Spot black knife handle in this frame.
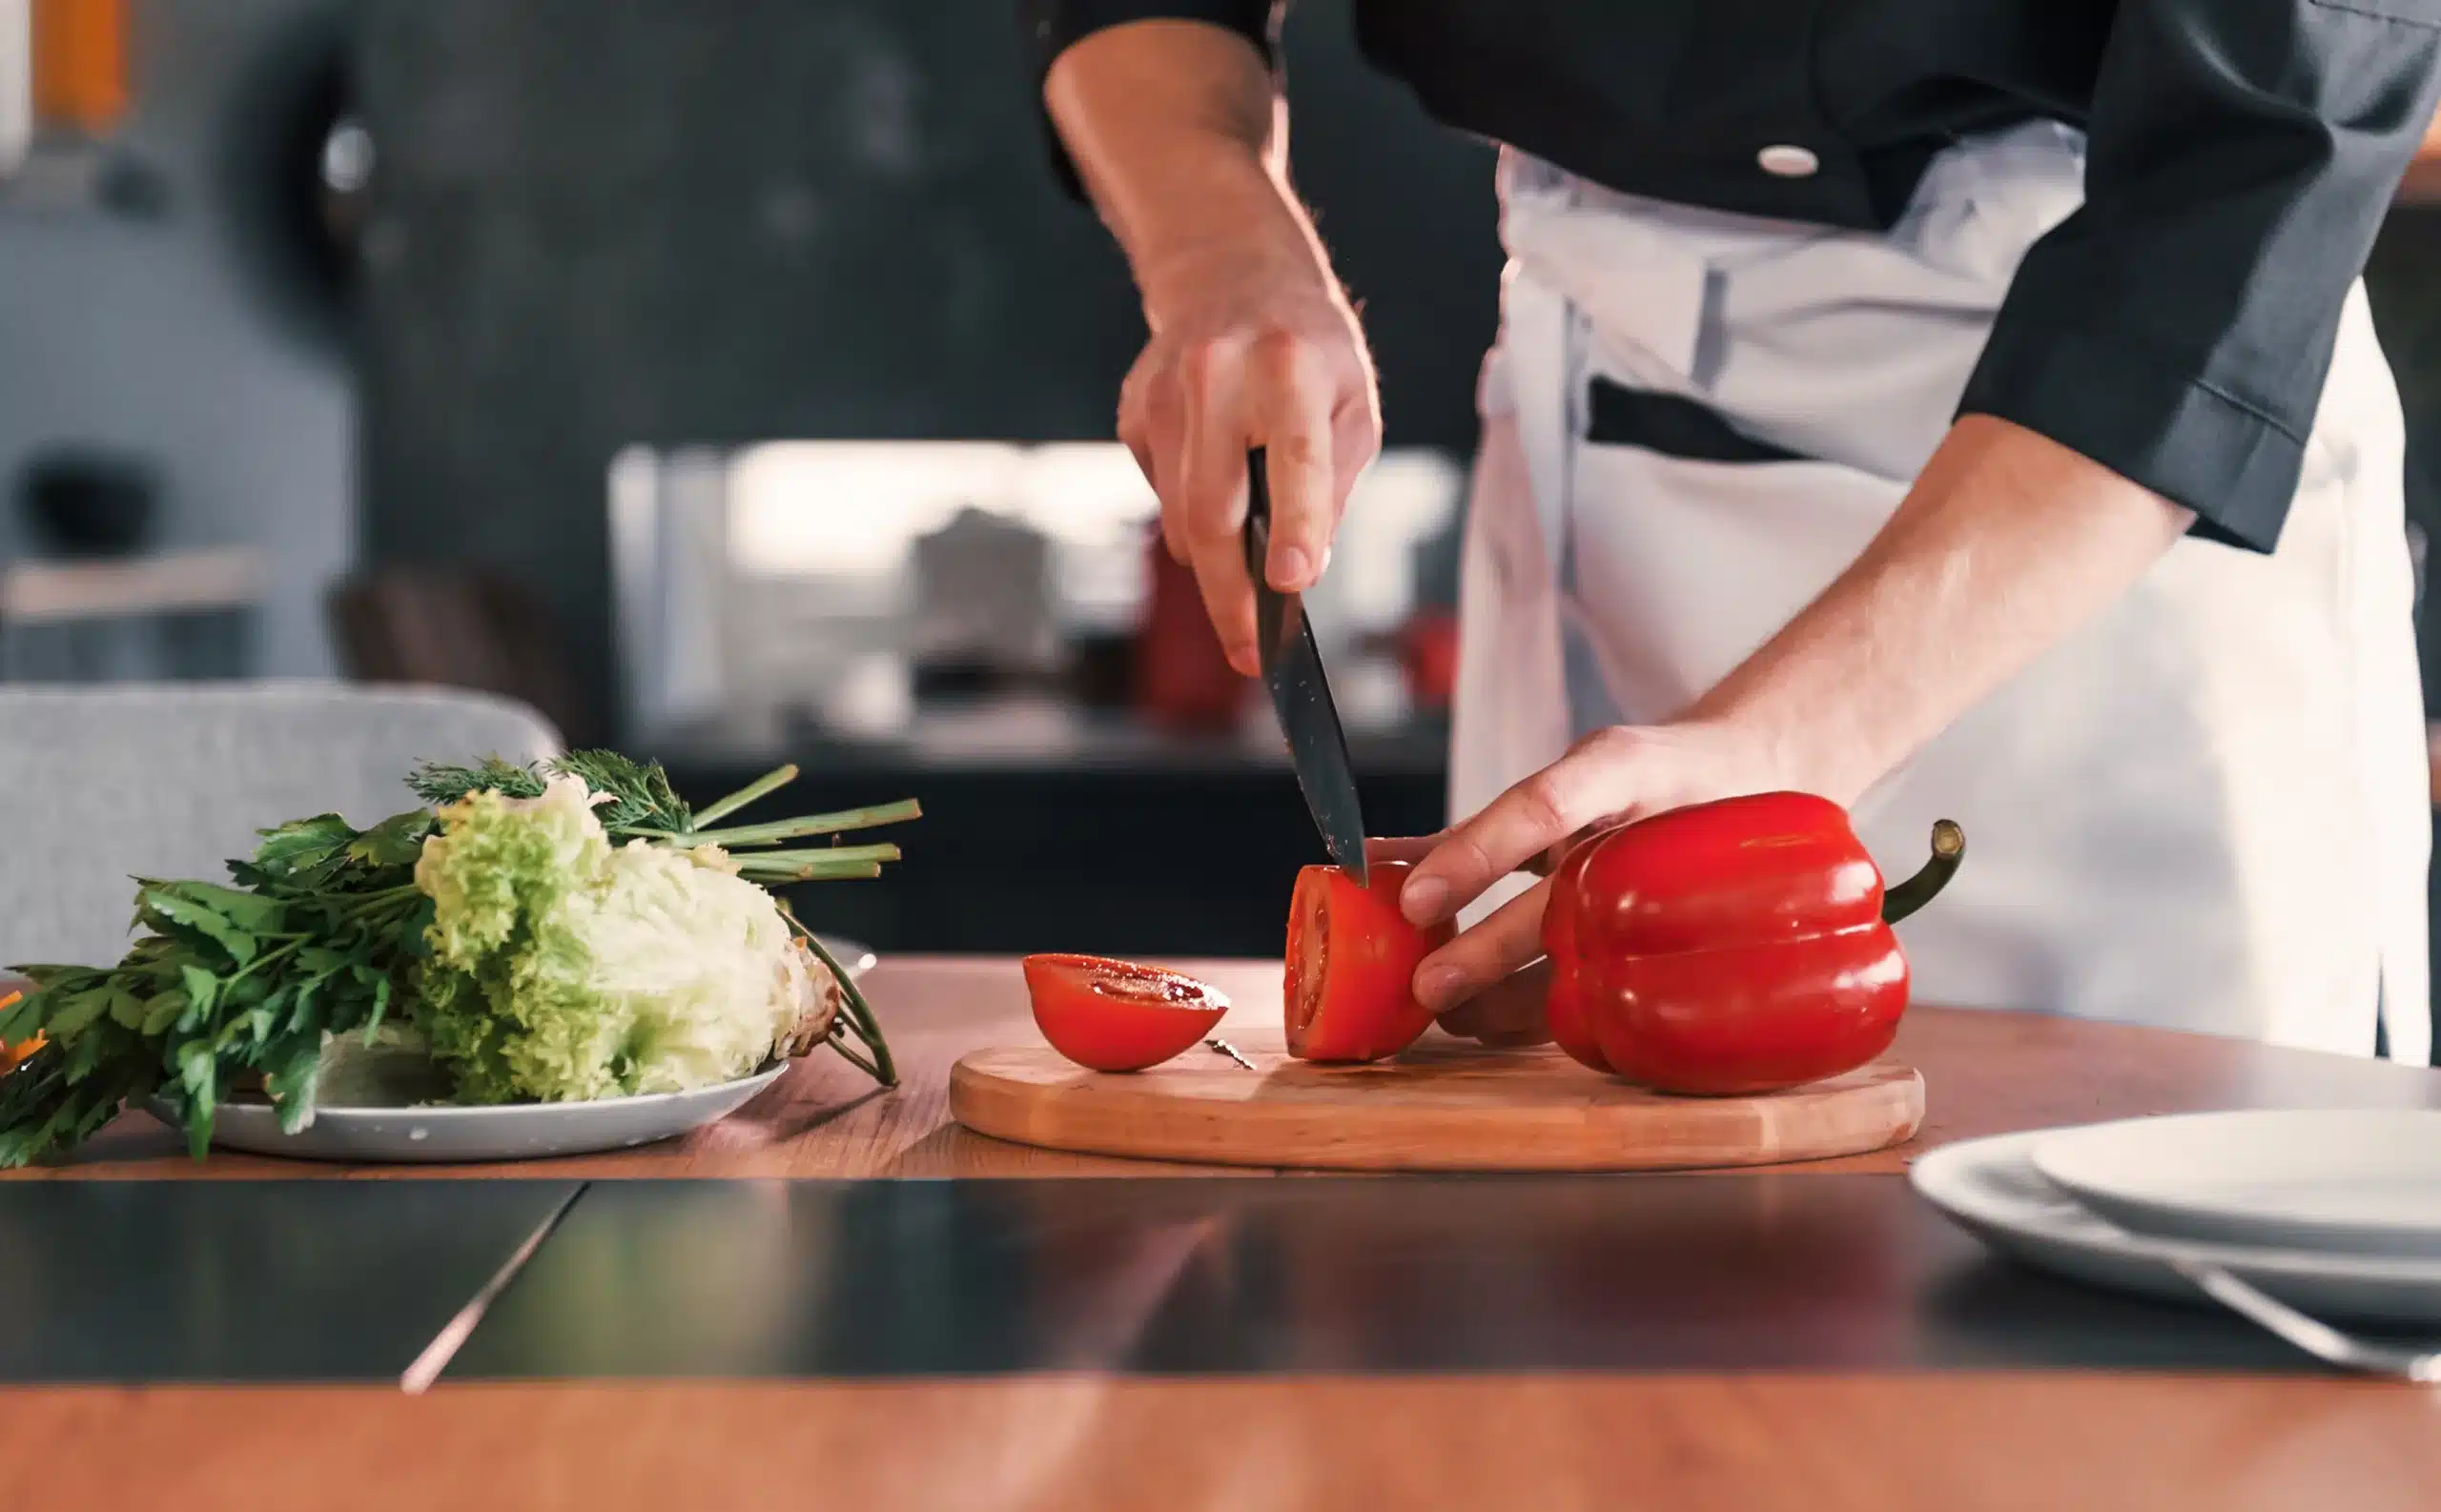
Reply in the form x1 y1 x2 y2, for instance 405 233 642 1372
1242 448 1290 659
1242 447 1271 580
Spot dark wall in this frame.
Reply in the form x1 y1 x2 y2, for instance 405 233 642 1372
353 0 1501 735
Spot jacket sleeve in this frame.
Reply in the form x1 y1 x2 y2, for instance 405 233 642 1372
1020 1 1284 199
1957 0 2441 550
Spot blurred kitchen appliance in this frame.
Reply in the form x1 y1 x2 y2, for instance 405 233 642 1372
604 439 1463 747
910 505 1058 694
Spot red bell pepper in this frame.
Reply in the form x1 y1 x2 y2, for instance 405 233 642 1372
1542 791 1963 1095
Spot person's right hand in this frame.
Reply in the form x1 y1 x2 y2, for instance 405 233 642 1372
1120 236 1381 675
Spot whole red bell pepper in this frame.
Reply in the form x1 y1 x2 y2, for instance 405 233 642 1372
1542 791 1963 1095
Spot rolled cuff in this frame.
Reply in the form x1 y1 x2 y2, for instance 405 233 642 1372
1957 319 2305 554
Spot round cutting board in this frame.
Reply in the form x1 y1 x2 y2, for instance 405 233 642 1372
949 1031 1923 1172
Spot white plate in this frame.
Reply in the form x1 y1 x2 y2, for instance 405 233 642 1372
1911 1129 2441 1325
151 1064 789 1164
2031 1110 2441 1258
147 932 875 1164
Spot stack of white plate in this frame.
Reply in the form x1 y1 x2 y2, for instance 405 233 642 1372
1912 1110 2441 1324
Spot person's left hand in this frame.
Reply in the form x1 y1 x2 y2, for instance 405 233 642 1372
1377 719 1800 1044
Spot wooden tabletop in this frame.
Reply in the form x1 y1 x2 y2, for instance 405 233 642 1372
9 1374 2436 1512
7 956 2441 1512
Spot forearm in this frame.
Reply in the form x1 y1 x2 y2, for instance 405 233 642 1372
1043 20 1333 317
1688 415 2196 804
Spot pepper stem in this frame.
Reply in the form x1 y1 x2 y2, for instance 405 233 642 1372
1882 819 1965 925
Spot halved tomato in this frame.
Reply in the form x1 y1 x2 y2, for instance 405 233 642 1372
1284 862 1453 1063
1023 953 1231 1073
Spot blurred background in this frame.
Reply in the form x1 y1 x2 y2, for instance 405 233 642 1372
4 0 2439 987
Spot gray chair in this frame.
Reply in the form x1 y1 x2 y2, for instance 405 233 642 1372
0 682 561 969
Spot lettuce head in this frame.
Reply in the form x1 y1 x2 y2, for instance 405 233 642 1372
412 774 828 1102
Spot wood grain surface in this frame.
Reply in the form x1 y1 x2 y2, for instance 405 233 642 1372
13 956 2440 1180
6 1374 2436 1512
950 1033 1924 1171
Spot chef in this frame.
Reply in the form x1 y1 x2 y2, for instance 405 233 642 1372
1026 2 2441 1061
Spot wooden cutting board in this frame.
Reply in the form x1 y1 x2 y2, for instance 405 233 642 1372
949 1030 1923 1173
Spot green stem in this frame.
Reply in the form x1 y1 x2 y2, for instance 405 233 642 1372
224 936 306 989
731 844 901 868
827 952 891 1069
688 765 799 830
785 906 896 1088
674 799 921 850
1882 820 1966 926
739 862 883 883
824 1030 882 1083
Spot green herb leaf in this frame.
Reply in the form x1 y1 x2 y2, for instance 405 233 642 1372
45 988 110 1039
407 756 547 807
348 810 437 869
178 964 220 1023
0 990 45 1044
105 986 146 1031
64 1024 114 1083
138 991 184 1036
252 813 359 873
140 885 258 967
547 750 691 835
165 881 285 935
264 1036 322 1134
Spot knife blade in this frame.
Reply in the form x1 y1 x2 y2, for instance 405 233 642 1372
1243 447 1369 884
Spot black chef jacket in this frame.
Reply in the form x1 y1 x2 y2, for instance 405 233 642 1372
1025 1 2441 554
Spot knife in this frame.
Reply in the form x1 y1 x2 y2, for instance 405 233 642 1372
1243 447 1369 884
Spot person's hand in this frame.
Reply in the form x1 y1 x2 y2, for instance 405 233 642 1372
1377 719 1798 1043
1121 237 1380 675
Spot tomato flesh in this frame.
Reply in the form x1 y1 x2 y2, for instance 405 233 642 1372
1023 953 1230 1073
1283 862 1451 1063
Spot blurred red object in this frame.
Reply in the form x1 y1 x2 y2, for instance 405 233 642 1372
32 0 127 133
1401 610 1460 711
1134 533 1247 733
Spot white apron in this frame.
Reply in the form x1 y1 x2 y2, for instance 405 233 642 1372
1449 121 2431 1061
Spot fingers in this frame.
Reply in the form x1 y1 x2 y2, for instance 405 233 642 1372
1253 334 1337 594
1124 307 1377 675
1434 957 1552 1048
1118 357 1183 564
1177 340 1262 674
1402 729 1641 928
1364 833 1446 867
1413 875 1550 1016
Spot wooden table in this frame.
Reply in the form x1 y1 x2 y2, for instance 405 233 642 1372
6 957 2441 1512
